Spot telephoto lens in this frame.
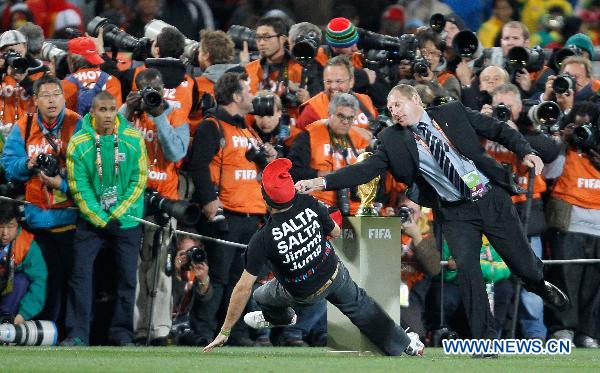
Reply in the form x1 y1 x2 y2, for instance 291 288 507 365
186 246 207 264
0 320 58 346
251 95 275 117
552 73 577 94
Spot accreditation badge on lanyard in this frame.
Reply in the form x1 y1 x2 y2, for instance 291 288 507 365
96 132 120 212
461 163 486 199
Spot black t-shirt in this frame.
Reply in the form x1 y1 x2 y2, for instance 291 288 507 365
244 194 337 298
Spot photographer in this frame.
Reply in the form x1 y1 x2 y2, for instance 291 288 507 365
296 55 377 138
188 72 270 346
1 74 80 332
0 30 49 136
542 56 600 114
544 102 600 347
483 83 560 340
61 36 122 116
62 92 147 346
252 91 301 158
399 30 460 101
122 68 189 345
289 93 369 216
462 65 509 111
245 17 306 118
0 200 47 326
288 22 325 97
171 237 213 346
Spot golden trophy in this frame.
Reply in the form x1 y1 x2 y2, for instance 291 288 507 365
355 152 380 216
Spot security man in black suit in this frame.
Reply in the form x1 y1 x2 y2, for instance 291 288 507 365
296 84 569 341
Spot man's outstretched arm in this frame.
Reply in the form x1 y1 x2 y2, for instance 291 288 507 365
203 270 257 352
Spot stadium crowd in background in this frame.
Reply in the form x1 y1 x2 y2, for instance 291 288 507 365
0 0 599 350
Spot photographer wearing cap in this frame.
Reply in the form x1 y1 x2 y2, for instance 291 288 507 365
61 36 122 116
289 93 369 216
0 200 47 326
245 16 306 118
124 68 189 345
543 102 600 347
0 30 49 137
188 72 271 346
1 74 81 332
62 92 147 346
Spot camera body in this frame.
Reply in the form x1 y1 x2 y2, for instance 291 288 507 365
553 72 577 95
292 32 320 63
245 143 270 170
140 86 163 109
227 25 257 51
35 153 60 177
145 189 201 226
3 51 28 74
369 114 394 137
571 122 600 154
87 16 152 60
412 56 430 77
397 206 412 224
492 104 512 122
505 46 545 78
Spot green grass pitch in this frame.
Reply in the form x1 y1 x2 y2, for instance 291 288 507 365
1 346 599 372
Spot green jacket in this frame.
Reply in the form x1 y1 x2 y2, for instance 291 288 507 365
67 113 148 228
15 233 48 320
441 240 511 284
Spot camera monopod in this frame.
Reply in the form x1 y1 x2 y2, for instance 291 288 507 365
508 167 535 339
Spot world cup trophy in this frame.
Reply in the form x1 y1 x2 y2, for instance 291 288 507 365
355 152 380 216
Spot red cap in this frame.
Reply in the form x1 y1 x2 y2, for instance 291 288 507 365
382 5 405 22
67 37 104 65
262 158 296 207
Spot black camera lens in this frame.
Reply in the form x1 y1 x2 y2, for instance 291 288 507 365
413 58 430 76
492 104 512 122
430 13 446 33
35 153 60 177
87 16 151 59
452 30 479 58
528 101 561 126
227 25 257 51
145 189 201 226
251 95 275 117
141 87 163 108
245 144 269 170
186 246 207 264
553 73 576 94
4 51 28 74
397 206 412 224
292 33 320 63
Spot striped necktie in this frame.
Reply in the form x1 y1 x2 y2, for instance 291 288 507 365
417 122 471 199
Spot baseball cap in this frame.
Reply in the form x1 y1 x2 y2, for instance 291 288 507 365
0 30 27 49
67 37 104 65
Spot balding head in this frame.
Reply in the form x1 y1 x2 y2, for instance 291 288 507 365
479 66 509 93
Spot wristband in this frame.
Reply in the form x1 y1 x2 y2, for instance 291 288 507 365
198 276 210 287
219 328 231 337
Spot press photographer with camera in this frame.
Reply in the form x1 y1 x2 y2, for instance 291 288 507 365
61 36 122 116
462 65 509 111
288 22 325 98
296 55 377 138
245 17 306 119
289 93 369 216
188 72 270 346
1 74 81 333
0 30 49 137
120 67 190 345
542 101 600 347
541 56 600 114
399 29 461 101
62 91 147 346
0 200 47 327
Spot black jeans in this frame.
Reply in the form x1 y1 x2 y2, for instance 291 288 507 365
437 185 544 339
253 261 412 356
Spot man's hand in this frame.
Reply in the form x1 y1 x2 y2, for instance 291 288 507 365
414 68 434 83
295 177 325 193
296 87 310 104
522 153 544 175
203 199 223 221
480 104 493 117
262 143 278 163
515 68 532 92
27 156 38 170
13 314 25 325
39 172 63 189
555 89 574 112
456 60 473 86
125 91 142 120
85 27 105 54
193 261 209 283
543 75 556 101
403 218 423 246
239 41 250 64
447 257 457 270
363 68 377 85
8 67 27 82
147 101 167 117
203 333 228 352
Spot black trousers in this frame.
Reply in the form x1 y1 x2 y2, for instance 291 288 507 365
436 185 544 339
192 212 261 341
547 230 600 338
34 228 75 338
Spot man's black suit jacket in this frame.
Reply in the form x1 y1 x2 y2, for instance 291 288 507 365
324 101 535 208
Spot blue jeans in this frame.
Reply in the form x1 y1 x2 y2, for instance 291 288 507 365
519 236 547 339
253 261 411 356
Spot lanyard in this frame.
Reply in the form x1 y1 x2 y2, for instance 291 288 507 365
95 130 119 187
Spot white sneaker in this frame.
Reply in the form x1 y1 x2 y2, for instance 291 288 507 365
404 332 425 356
243 311 297 329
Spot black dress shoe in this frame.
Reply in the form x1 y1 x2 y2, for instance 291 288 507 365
539 281 570 312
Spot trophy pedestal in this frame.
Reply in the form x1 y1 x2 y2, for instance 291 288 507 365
327 216 402 355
